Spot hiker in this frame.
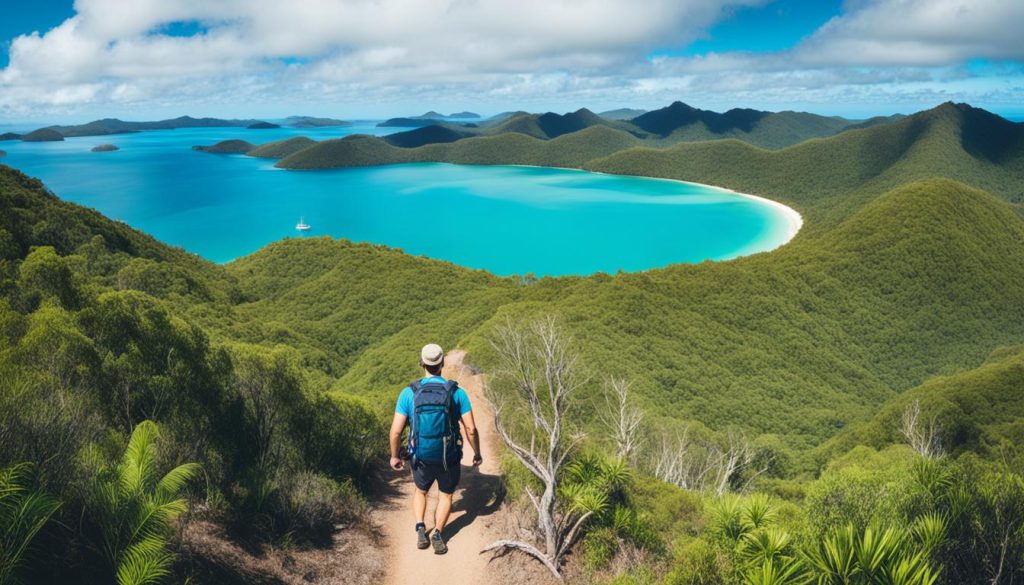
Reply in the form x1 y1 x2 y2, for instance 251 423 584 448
389 343 483 554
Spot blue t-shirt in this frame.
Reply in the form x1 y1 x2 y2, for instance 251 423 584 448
395 376 472 418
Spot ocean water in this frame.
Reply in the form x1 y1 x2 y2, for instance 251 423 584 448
0 124 797 276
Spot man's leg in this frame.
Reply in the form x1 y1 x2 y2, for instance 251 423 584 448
434 491 453 533
433 463 460 542
413 488 428 524
411 462 433 549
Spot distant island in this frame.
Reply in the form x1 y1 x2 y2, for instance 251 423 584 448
9 115 358 141
10 115 279 141
286 116 351 128
192 139 254 154
91 144 119 152
377 117 447 128
21 128 64 142
379 110 483 127
409 110 481 119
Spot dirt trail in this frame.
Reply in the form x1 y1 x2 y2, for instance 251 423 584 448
375 349 506 585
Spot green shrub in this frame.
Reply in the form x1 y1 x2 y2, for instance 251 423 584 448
0 463 61 585
280 472 365 538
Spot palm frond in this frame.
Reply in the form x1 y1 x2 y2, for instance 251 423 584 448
155 463 200 500
115 535 173 585
0 463 61 585
86 420 201 584
120 420 160 497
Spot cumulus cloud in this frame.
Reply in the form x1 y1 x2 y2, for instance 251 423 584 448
0 0 767 115
655 0 1024 75
796 0 1024 67
0 0 1022 117
644 0 1024 113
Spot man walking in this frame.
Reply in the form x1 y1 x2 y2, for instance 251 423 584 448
389 343 482 554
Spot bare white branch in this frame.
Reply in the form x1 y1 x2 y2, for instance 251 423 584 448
481 539 561 578
650 427 756 495
901 399 944 459
599 377 644 461
481 314 590 579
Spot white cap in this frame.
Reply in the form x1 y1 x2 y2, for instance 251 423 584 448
420 343 444 366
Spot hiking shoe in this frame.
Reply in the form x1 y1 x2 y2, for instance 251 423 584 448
416 525 429 550
431 530 448 555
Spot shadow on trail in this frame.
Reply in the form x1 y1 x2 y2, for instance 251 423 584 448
443 465 506 542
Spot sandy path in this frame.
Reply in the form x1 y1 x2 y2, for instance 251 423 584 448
375 349 505 585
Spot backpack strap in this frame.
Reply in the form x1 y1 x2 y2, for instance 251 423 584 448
407 380 422 458
443 379 459 427
441 380 459 470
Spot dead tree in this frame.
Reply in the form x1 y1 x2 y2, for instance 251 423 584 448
653 428 695 489
600 377 644 462
709 431 756 496
900 399 944 459
481 315 589 579
652 428 757 495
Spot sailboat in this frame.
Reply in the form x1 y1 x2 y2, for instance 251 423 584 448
295 216 311 231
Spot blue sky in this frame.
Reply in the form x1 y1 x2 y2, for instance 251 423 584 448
0 1 74 68
1 0 1022 122
655 0 843 56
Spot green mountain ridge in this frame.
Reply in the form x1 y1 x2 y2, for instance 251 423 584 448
191 102 1015 171
277 125 642 170
269 102 1024 233
587 102 1024 228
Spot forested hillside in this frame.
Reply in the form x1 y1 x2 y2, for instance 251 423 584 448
2 102 1023 584
0 167 382 583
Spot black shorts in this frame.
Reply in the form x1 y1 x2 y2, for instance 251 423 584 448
412 459 461 494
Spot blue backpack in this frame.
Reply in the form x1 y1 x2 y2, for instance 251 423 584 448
408 379 462 467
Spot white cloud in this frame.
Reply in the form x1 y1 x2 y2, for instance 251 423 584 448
796 0 1024 67
653 0 1024 76
0 0 766 116
0 0 1022 118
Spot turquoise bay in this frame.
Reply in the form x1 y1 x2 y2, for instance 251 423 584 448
0 125 799 276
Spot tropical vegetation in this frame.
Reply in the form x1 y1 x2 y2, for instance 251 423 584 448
1 100 1023 583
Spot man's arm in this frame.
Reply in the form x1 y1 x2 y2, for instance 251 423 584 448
460 410 482 466
389 413 407 470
